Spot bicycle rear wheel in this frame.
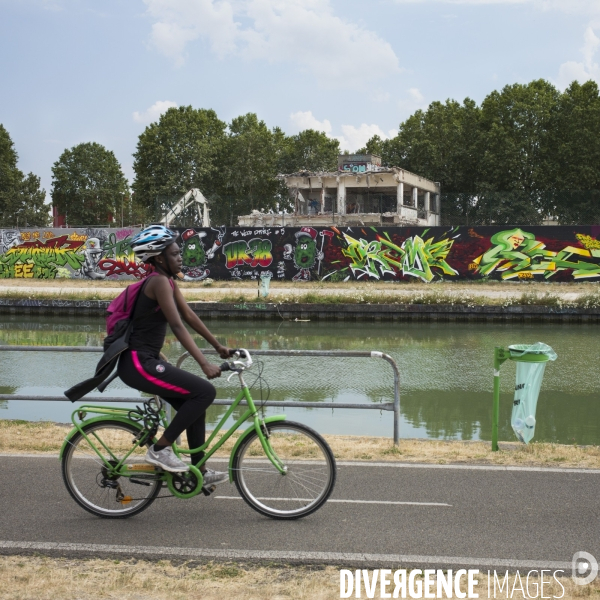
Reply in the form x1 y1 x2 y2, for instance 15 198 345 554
61 420 161 518
232 421 336 519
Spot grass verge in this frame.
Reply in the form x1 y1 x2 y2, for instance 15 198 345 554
0 555 596 600
2 419 600 468
1 279 599 307
219 290 600 308
3 289 595 308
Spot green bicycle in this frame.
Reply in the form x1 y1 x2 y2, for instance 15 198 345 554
60 349 337 520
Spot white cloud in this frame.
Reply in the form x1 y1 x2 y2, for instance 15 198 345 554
392 0 600 17
145 0 238 66
557 26 600 89
335 124 393 152
398 88 428 114
289 111 332 134
392 0 597 7
371 90 391 103
133 100 179 125
289 111 396 152
144 0 400 86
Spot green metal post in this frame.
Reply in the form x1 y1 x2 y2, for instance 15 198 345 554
492 347 508 452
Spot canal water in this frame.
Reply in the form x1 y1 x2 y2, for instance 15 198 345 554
0 315 598 444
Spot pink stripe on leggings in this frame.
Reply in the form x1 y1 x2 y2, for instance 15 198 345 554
131 351 190 395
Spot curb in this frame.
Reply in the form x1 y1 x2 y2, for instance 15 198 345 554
0 298 599 321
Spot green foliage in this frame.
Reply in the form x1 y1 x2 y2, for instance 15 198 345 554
51 142 128 226
15 173 49 227
0 124 49 227
216 113 283 225
393 98 482 193
479 79 560 194
364 79 600 225
132 106 226 223
278 129 340 173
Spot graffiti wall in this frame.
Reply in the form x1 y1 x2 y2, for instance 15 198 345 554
0 227 149 280
0 225 599 282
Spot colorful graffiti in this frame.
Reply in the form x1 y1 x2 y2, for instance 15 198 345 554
223 238 273 271
338 231 457 282
0 235 86 279
282 226 330 281
473 228 600 280
0 225 598 282
0 228 146 280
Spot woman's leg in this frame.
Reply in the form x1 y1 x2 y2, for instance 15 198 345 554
118 351 215 469
163 397 207 466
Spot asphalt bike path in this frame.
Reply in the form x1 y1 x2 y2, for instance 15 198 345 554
1 455 598 570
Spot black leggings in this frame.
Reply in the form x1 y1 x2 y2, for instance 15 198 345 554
118 350 216 465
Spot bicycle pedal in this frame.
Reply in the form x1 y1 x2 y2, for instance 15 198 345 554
201 485 217 496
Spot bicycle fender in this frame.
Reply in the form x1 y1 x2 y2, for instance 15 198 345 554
228 415 286 482
58 416 143 461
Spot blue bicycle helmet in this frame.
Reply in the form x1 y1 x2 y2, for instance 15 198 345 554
130 225 178 262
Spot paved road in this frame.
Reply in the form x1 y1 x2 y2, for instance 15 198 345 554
1 455 599 570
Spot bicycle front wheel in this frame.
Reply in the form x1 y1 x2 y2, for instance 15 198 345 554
61 420 161 519
232 421 336 519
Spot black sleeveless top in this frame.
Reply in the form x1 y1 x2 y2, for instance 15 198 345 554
128 289 168 357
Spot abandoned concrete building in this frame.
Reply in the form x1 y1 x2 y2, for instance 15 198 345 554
237 154 441 228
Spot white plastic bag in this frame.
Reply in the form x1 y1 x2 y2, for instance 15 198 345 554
509 342 557 444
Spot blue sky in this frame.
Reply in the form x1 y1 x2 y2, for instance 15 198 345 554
2 0 600 199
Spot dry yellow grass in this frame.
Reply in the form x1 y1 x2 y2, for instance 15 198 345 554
1 556 599 600
2 419 600 468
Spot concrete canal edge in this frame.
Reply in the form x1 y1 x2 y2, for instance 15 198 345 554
0 297 599 322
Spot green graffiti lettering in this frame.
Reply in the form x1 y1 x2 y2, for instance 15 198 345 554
341 233 456 282
223 240 251 269
102 233 134 261
475 228 600 279
401 235 458 282
0 236 86 279
224 239 272 269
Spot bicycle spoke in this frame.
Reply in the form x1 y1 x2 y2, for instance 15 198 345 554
233 422 336 519
62 421 161 518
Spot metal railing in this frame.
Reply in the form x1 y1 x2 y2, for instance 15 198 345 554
0 345 401 443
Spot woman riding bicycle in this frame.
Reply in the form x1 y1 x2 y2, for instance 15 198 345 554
118 225 230 485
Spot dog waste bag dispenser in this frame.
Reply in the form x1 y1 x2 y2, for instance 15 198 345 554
492 342 557 450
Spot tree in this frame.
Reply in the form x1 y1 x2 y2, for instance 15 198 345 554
479 80 560 194
132 106 226 224
215 113 286 225
359 78 600 225
356 134 385 157
385 99 482 193
549 81 600 223
51 142 128 226
0 124 49 227
13 173 49 227
277 129 340 173
554 81 600 189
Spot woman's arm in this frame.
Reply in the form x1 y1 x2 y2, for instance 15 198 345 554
148 276 222 379
172 282 230 359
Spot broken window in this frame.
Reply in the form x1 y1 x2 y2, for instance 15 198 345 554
417 190 426 219
346 187 397 213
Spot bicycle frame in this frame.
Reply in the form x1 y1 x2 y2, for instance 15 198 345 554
59 356 288 499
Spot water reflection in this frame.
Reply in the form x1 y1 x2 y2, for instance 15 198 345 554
0 316 598 443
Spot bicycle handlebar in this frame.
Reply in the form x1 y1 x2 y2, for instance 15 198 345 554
220 348 252 373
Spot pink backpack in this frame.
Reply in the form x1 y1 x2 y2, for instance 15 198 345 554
106 272 161 335
66 273 174 401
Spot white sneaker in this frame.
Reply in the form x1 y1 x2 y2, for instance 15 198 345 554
145 446 189 473
202 468 229 486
